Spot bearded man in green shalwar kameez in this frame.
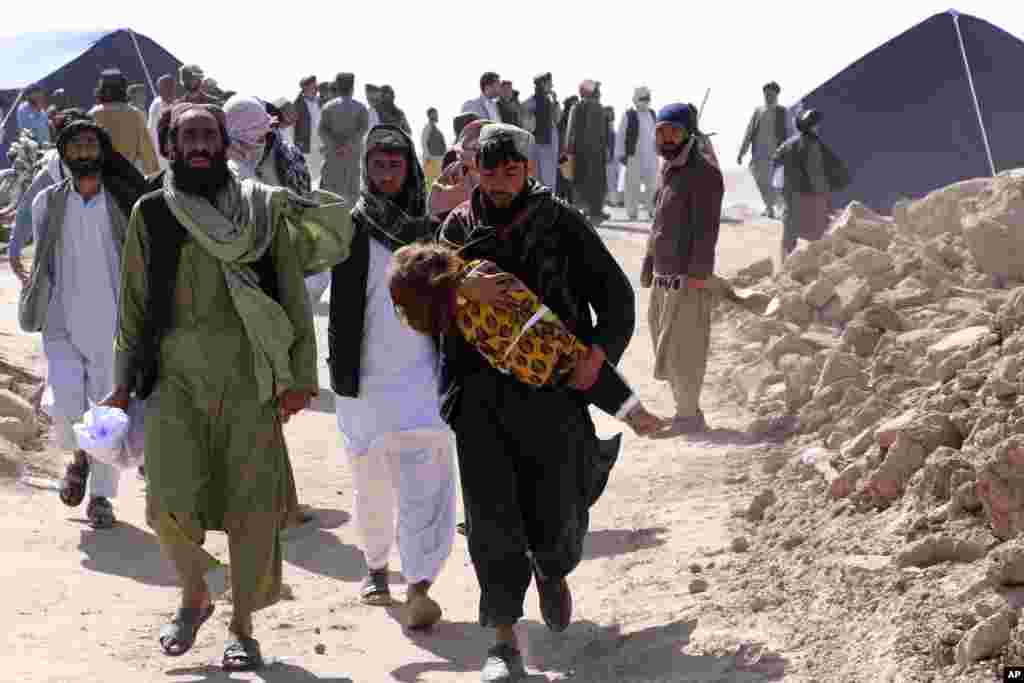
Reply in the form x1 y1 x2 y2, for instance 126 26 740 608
102 103 354 671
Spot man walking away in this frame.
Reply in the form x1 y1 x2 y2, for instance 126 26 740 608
90 70 159 180
318 73 369 204
566 80 609 222
737 81 787 218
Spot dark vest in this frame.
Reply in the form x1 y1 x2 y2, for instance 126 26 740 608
426 124 446 157
134 192 278 398
625 108 655 158
327 223 370 398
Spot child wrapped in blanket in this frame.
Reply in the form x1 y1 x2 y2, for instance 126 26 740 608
387 242 668 436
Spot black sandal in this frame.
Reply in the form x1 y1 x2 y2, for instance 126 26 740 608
59 457 89 507
86 497 116 529
222 636 263 672
158 604 215 657
360 569 392 606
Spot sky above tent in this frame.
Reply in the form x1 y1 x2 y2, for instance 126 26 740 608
0 29 111 88
3 1 1024 170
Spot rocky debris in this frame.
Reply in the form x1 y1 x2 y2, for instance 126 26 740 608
986 538 1024 587
731 537 751 553
746 490 776 522
709 173 1024 679
314 643 327 655
688 578 709 594
893 535 986 568
955 609 1016 665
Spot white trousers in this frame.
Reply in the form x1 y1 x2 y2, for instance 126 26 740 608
43 336 119 499
625 156 657 218
345 429 456 585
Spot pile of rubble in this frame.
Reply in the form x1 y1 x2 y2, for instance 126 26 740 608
713 170 1024 675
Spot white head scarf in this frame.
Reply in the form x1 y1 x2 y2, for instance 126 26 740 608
223 95 273 172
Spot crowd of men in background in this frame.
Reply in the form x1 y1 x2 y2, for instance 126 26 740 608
0 62 849 681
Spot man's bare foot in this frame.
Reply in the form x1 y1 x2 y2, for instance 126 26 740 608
405 581 442 630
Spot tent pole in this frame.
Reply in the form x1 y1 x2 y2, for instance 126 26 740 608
127 28 158 98
951 11 996 177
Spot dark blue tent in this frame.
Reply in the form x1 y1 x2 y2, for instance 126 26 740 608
1 28 182 168
794 10 1024 213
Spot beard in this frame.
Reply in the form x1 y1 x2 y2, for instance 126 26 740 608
658 143 684 160
66 158 104 178
171 152 230 201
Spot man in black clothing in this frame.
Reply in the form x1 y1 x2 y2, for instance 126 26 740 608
439 123 635 682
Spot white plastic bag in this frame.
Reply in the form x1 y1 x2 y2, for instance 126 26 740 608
74 405 130 466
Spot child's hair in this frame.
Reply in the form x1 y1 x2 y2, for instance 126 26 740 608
388 242 466 336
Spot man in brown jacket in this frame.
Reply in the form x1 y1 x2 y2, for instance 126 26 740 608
642 103 724 434
89 69 159 176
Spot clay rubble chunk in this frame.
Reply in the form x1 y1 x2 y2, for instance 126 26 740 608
955 609 1015 666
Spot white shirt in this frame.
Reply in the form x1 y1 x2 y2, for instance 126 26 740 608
34 187 120 352
616 107 659 178
334 238 444 454
306 97 322 147
148 97 170 169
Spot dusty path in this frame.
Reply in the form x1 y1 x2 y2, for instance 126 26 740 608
1 213 799 682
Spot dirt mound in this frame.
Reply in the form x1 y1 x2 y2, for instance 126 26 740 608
710 173 1024 679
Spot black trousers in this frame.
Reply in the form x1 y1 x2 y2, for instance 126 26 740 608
585 362 634 418
453 371 592 627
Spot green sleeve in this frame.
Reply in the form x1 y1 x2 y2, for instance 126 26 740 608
273 204 319 394
114 205 150 390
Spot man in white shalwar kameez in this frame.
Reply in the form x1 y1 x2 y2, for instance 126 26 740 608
328 125 455 631
616 87 658 221
23 121 146 528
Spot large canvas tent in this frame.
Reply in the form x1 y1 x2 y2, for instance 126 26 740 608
0 28 181 168
793 10 1024 213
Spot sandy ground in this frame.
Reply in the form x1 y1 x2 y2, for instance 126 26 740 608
0 200 802 682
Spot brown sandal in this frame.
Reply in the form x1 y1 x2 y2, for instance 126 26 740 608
360 569 392 606
59 456 90 507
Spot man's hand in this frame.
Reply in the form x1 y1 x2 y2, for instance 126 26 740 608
10 256 29 286
458 273 520 309
569 345 606 391
99 386 132 411
278 389 314 423
640 254 654 288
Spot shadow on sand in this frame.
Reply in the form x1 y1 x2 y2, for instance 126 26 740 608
582 527 668 561
386 616 787 682
166 662 353 682
283 527 366 583
77 521 179 587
